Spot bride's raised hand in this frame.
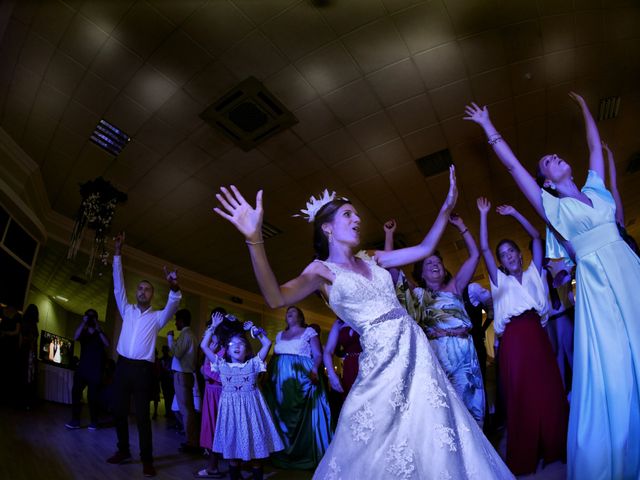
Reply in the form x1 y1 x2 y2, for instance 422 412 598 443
214 186 263 241
443 165 458 212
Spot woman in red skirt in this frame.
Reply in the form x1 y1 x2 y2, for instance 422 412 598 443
478 198 568 475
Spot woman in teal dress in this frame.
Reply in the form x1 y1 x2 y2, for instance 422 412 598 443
465 93 640 480
263 306 332 469
390 215 486 425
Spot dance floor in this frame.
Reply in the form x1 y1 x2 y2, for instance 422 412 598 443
0 402 565 479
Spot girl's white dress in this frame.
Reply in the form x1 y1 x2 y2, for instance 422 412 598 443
211 355 284 460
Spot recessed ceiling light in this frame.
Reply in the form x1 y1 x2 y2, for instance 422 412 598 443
53 295 69 302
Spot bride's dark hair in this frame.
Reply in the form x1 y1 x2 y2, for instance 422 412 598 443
313 198 352 260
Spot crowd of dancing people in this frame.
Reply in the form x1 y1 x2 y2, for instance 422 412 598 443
207 91 638 480
4 92 638 480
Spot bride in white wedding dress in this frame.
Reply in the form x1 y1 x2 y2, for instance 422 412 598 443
214 167 514 479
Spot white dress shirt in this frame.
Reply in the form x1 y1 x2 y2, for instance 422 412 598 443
169 326 197 373
490 262 548 336
113 255 182 362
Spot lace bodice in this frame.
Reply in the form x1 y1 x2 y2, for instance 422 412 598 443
318 251 405 336
274 327 317 357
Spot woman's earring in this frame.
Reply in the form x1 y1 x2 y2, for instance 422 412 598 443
328 231 333 243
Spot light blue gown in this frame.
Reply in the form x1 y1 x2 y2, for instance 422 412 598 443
542 170 640 480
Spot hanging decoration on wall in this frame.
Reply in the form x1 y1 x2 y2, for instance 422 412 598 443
67 177 127 277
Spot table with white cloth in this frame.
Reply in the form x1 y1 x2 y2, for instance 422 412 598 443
38 361 73 404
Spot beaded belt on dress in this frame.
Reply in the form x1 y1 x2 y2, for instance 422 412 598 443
426 326 471 340
571 222 621 259
369 307 406 327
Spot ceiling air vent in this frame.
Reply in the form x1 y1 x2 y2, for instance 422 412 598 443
90 119 130 156
200 76 298 152
415 149 453 177
261 221 282 240
597 96 621 121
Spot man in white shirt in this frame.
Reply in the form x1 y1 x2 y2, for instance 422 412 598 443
167 308 199 453
106 233 182 478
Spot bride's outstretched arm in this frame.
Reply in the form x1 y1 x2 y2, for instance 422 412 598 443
214 186 325 308
375 166 457 269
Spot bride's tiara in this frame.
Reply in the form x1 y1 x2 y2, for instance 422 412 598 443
294 189 348 223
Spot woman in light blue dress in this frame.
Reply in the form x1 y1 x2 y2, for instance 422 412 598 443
465 93 640 480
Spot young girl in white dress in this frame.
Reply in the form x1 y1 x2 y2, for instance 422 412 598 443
201 318 284 480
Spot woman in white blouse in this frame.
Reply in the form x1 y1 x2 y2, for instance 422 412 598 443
263 306 332 469
477 198 568 476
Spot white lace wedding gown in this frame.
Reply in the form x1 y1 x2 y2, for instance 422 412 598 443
313 252 514 480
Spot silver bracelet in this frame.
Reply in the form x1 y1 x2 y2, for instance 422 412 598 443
488 134 503 146
245 239 264 245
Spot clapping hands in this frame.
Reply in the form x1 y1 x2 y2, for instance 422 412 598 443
163 266 179 292
568 91 586 108
477 197 491 214
243 321 266 338
448 213 465 229
443 165 458 212
209 311 225 331
383 219 397 234
495 205 517 216
113 232 125 255
463 103 490 126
